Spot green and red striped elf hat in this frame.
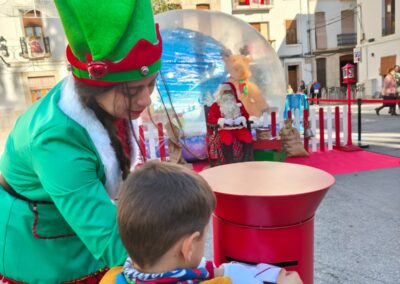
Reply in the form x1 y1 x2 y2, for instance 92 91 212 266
55 0 162 86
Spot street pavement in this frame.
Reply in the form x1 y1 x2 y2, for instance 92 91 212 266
313 102 399 284
204 102 400 284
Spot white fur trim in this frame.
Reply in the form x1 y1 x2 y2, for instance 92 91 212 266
129 120 141 169
58 76 123 199
220 83 232 92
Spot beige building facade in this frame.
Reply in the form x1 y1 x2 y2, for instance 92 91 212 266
355 0 399 98
177 0 358 97
0 0 366 128
0 0 68 128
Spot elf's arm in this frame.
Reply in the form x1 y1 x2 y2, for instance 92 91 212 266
32 125 127 267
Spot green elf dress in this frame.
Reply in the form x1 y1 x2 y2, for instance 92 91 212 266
0 0 162 283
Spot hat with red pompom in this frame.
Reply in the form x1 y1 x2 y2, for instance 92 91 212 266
218 82 240 102
55 0 162 86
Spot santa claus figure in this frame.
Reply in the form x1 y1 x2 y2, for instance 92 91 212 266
207 82 253 163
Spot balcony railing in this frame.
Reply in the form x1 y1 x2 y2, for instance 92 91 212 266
232 0 274 12
20 36 51 59
337 33 356 46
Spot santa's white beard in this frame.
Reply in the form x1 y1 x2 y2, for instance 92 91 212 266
219 94 241 119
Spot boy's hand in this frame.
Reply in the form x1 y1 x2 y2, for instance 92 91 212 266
277 269 303 284
222 263 262 284
214 266 224 278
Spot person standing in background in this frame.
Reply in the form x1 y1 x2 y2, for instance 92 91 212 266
394 65 400 113
309 81 315 105
287 84 294 94
309 80 321 105
375 67 397 116
298 80 307 95
313 81 321 105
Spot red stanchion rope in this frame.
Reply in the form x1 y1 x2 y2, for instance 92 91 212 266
305 95 399 149
308 98 400 104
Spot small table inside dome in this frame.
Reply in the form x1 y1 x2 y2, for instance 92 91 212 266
200 161 335 284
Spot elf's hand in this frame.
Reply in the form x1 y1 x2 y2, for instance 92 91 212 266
277 269 303 284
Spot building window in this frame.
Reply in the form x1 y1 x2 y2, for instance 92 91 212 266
316 58 326 90
315 12 327 49
285 20 297 45
196 4 210 10
380 55 396 76
251 22 261 32
337 10 356 46
341 10 355 33
382 0 395 36
232 0 272 10
237 0 266 5
287 65 299 92
27 75 56 103
21 10 50 58
250 22 270 42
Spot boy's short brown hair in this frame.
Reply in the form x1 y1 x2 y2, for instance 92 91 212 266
117 161 216 268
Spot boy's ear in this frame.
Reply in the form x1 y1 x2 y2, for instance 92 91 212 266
181 231 201 262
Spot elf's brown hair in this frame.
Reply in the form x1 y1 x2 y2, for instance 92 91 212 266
75 80 140 180
117 161 216 268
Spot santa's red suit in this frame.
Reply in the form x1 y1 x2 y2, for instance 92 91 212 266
207 82 253 145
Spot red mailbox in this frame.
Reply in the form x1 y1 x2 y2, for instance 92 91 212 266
339 63 361 150
342 63 356 84
200 162 335 284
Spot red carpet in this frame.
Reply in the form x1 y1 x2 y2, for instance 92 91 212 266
192 161 210 173
192 150 400 175
285 150 400 175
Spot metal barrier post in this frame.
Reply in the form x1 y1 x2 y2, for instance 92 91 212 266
357 98 369 148
319 108 325 152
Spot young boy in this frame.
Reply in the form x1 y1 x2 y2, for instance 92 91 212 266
100 161 302 284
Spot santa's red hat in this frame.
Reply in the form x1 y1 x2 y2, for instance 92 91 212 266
218 82 240 102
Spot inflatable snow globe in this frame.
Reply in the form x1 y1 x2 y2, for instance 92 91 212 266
141 9 286 161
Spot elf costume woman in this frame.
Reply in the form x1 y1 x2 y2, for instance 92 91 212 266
0 0 162 283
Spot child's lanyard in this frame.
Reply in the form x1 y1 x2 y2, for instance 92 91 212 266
122 260 214 284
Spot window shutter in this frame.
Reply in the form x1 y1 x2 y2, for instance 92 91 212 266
43 36 50 54
341 10 355 34
380 55 396 76
20 37 28 57
315 12 327 49
196 4 210 10
285 20 297 44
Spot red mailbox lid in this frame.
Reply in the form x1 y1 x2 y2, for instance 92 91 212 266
200 161 335 227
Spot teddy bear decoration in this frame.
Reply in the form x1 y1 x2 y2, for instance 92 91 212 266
221 46 269 125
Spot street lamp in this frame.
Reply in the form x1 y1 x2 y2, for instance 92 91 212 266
0 36 10 67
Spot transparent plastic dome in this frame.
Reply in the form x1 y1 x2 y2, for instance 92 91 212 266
145 9 286 161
